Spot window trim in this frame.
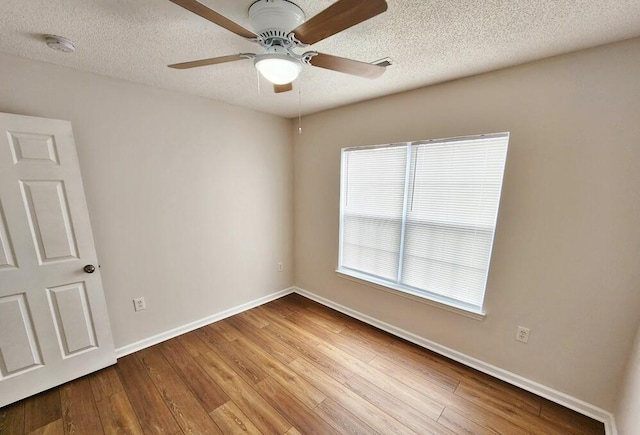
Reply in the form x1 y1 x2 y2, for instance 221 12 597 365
337 133 508 318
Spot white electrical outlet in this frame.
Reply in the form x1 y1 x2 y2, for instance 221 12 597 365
133 297 146 312
278 262 283 272
516 326 530 343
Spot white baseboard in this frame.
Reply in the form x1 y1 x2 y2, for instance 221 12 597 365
114 287 295 358
293 287 618 435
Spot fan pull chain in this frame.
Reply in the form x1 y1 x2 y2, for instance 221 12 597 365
256 69 261 94
298 83 302 134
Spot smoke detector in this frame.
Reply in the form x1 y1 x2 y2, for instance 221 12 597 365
45 35 75 53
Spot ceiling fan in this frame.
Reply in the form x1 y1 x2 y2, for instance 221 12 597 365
168 0 388 93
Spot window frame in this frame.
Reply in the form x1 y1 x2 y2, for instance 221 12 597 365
337 133 509 318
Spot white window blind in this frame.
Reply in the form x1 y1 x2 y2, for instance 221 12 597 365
339 133 509 313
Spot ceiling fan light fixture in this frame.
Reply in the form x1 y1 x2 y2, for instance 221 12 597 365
254 54 302 85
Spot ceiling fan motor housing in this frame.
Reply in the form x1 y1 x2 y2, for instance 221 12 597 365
167 0 388 87
248 0 305 39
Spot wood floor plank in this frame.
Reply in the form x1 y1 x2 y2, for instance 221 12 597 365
472 374 541 414
176 331 211 358
196 351 291 434
284 298 345 335
208 319 244 342
250 304 286 324
224 314 298 364
232 336 326 409
283 294 353 326
261 299 296 318
24 389 61 433
260 319 319 357
236 309 270 329
540 399 605 434
454 381 569 434
262 320 355 384
457 376 541 416
26 419 63 435
438 408 495 435
370 354 535 434
338 321 395 351
384 339 470 378
136 346 173 376
89 366 124 400
447 399 531 435
159 339 229 412
285 312 378 363
313 398 376 435
144 363 223 434
316 340 446 420
116 354 181 435
381 340 552 430
279 292 313 310
0 400 25 435
196 326 269 385
288 357 417 435
209 401 263 435
370 355 459 401
60 377 104 434
255 377 338 435
286 295 393 340
375 345 461 392
345 374 454 435
94 391 144 435
291 298 366 330
387 338 542 412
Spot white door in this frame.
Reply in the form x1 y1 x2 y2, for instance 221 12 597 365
0 112 116 407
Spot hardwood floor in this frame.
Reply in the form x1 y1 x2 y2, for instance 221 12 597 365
0 293 605 434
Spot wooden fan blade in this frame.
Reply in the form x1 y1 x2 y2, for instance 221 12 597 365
309 53 385 79
168 54 249 69
170 0 256 39
274 83 293 93
292 0 387 45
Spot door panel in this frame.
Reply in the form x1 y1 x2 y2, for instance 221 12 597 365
0 202 17 269
7 131 60 164
0 112 116 407
0 293 42 377
47 282 97 356
20 180 79 264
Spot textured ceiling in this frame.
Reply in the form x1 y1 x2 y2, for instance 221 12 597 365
1 0 640 118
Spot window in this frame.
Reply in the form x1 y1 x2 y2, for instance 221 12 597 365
338 133 509 315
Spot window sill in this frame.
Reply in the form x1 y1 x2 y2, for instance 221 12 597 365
335 269 486 321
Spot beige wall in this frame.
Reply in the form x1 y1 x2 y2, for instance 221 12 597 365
616 324 640 434
294 38 640 411
0 53 294 349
